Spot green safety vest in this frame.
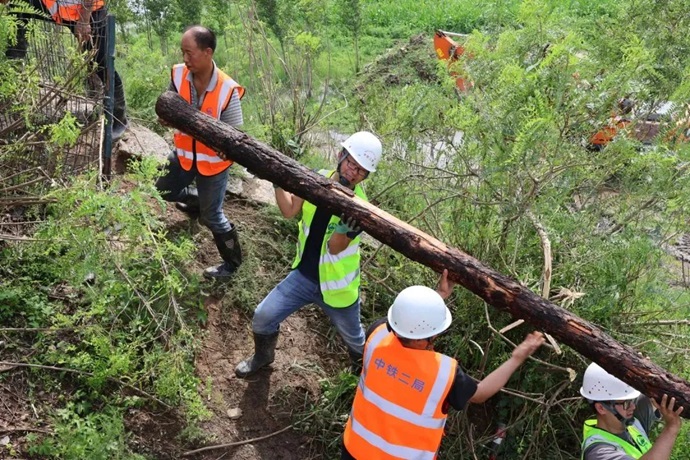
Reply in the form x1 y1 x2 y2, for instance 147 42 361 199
581 419 652 459
291 169 368 308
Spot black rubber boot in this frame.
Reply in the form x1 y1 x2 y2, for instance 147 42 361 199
348 349 363 375
112 77 128 140
235 332 279 378
204 226 242 279
174 188 200 215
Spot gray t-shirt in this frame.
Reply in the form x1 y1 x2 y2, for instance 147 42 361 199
583 396 660 460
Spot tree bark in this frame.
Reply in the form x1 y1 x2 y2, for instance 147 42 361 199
156 90 690 416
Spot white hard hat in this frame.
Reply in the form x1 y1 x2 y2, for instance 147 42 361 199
341 131 382 172
387 286 452 340
580 363 641 401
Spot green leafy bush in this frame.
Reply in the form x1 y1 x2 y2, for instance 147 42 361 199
27 405 145 460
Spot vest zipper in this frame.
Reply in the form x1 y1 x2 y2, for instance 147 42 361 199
191 80 198 167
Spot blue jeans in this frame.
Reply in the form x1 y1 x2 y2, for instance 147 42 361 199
252 270 366 354
155 152 231 234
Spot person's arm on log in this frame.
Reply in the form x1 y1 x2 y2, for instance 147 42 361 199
469 332 545 403
274 185 304 219
638 395 684 460
328 215 361 254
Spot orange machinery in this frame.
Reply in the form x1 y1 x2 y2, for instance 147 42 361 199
434 29 472 92
434 31 686 148
588 100 689 149
589 117 632 150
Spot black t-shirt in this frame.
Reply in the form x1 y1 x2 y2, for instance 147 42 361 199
296 207 333 281
296 206 363 282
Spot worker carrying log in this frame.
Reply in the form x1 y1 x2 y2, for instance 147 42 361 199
155 25 245 280
580 363 684 459
341 270 545 459
235 131 382 378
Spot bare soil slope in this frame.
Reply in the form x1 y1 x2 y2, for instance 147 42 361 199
132 197 349 459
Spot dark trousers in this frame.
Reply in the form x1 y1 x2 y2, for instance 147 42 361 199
341 443 356 460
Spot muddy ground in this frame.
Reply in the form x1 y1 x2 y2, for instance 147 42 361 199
172 202 348 460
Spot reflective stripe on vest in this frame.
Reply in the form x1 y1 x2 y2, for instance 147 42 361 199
291 169 367 308
344 324 457 459
171 63 245 176
42 0 104 22
348 417 437 460
581 419 652 459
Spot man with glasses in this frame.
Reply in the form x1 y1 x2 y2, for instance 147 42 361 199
580 362 684 459
235 131 383 378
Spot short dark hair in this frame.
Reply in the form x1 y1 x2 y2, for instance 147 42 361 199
184 25 216 52
397 336 416 347
396 334 434 347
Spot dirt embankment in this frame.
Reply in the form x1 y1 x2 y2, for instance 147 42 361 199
130 195 352 459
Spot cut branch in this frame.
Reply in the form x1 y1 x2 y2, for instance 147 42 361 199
0 427 53 435
156 90 690 416
526 210 552 299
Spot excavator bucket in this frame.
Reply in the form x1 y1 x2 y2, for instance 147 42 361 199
434 30 471 92
434 30 464 61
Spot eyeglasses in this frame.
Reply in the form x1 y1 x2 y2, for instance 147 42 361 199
611 399 636 410
342 154 368 177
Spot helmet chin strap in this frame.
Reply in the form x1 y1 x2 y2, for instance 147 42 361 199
337 154 352 187
601 402 634 426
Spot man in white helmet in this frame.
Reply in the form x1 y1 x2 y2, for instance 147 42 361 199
341 271 545 459
235 131 383 378
580 362 684 460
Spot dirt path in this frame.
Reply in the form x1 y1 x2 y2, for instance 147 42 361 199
188 297 326 459
168 199 346 460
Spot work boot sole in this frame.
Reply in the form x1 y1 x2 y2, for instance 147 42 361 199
203 268 236 280
203 272 235 280
175 202 200 216
112 120 129 140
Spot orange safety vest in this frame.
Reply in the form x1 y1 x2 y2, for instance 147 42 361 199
171 63 245 176
343 324 457 460
42 0 105 23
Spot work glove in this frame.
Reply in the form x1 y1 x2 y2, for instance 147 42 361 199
335 214 361 234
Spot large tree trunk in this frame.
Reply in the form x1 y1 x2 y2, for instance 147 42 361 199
156 91 690 416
